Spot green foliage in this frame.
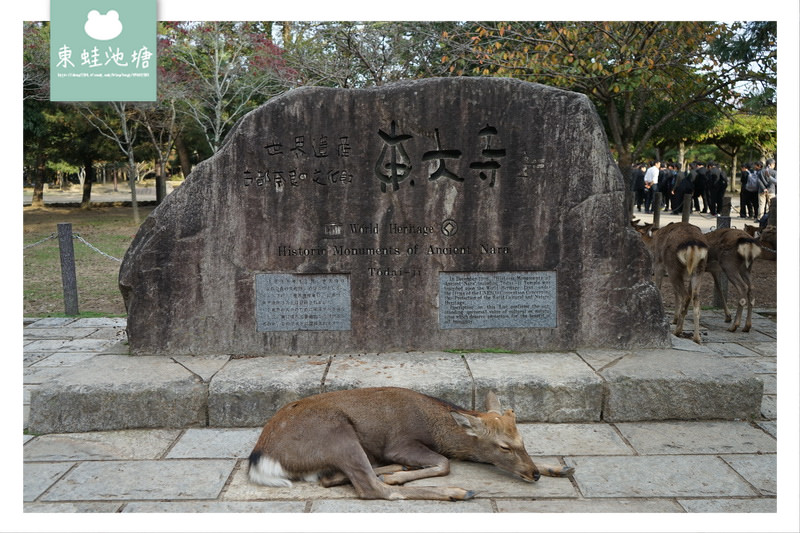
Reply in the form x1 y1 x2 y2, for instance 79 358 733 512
22 20 779 185
440 21 777 169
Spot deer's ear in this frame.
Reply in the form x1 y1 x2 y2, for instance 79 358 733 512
450 411 483 437
484 391 503 414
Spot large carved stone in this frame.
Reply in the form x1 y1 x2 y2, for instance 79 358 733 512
119 78 669 355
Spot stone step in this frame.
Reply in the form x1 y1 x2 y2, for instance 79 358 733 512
28 340 763 434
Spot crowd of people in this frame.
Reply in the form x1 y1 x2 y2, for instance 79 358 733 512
631 158 777 222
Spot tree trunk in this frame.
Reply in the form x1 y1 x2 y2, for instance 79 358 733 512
175 135 192 179
677 141 686 171
282 22 292 46
128 155 140 224
156 159 167 203
31 155 46 208
81 160 95 209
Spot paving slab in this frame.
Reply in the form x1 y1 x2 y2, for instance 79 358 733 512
701 329 775 343
757 420 777 438
40 459 236 502
24 429 181 461
24 462 74 502
465 352 604 422
759 373 777 394
309 498 493 512
495 498 684 512
705 342 764 358
615 421 777 455
721 454 777 496
22 327 100 340
166 428 261 459
121 501 306 512
760 395 776 419
30 352 101 367
575 348 631 371
24 318 77 328
208 356 329 427
517 423 632 456
28 355 207 433
323 352 472 409
23 352 53 367
69 318 128 328
24 366 66 385
24 502 124 513
172 355 230 382
25 338 117 353
739 342 777 357
567 455 759 498
676 497 777 513
600 349 763 421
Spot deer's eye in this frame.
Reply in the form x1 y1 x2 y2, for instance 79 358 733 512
499 445 512 453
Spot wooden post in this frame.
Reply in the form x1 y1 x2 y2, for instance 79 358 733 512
682 194 692 223
652 192 662 228
57 223 79 316
713 199 731 308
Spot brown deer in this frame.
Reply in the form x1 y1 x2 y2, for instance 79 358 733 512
745 224 776 261
640 222 709 343
705 227 762 332
248 387 573 501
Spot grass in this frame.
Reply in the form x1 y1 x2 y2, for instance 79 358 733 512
23 205 155 317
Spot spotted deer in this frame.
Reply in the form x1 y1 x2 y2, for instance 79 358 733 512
704 227 762 332
248 387 573 501
640 222 709 343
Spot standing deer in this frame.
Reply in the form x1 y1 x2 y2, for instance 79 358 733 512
248 387 573 501
705 227 762 332
640 222 709 343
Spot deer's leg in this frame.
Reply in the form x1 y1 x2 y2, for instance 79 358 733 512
690 271 703 343
671 277 690 337
319 464 409 488
330 431 472 501
725 268 750 332
539 463 575 477
379 441 452 485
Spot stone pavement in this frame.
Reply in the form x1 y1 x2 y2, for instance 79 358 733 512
21 313 788 529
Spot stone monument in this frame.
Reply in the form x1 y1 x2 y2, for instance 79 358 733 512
119 77 669 355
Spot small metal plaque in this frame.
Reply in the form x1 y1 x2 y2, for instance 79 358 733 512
439 271 557 329
255 274 351 332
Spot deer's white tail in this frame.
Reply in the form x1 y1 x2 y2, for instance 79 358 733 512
676 241 708 275
737 239 762 269
248 451 293 487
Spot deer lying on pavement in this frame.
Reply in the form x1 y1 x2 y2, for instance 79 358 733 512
639 222 709 343
704 227 762 332
248 387 573 501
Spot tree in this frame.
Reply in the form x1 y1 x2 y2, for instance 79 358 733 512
80 102 143 223
23 22 50 102
442 22 777 179
160 21 296 153
702 109 777 180
282 21 453 88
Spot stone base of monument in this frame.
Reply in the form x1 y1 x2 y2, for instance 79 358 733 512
29 337 763 434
